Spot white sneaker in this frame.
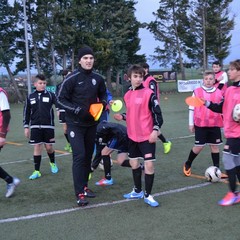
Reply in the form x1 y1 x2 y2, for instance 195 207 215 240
5 177 20 198
123 189 144 199
144 195 159 207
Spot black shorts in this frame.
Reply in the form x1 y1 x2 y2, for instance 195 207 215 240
107 138 128 153
194 125 222 146
29 128 55 145
223 138 240 155
128 139 156 161
58 110 66 124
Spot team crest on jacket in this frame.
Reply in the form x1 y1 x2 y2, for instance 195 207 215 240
70 131 75 138
92 78 96 85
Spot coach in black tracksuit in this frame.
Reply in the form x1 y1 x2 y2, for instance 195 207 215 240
57 46 107 206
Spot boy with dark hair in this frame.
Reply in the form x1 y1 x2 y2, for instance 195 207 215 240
114 64 163 207
141 62 172 154
206 59 240 206
23 74 58 180
93 120 131 186
212 60 228 95
183 71 225 177
0 87 20 197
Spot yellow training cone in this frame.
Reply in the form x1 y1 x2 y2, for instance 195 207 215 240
111 100 123 112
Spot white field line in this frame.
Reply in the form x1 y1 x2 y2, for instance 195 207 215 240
0 182 210 224
168 134 195 140
2 134 194 166
1 152 71 165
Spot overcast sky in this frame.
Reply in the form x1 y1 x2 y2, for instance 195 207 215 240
135 0 240 69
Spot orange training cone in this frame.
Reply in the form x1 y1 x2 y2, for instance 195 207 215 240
89 103 103 121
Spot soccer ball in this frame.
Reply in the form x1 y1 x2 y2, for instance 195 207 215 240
232 103 240 122
205 166 221 182
98 159 113 171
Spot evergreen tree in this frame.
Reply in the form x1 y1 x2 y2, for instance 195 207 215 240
1 0 143 97
206 0 234 64
147 0 234 74
90 0 144 94
188 0 234 69
0 0 24 101
147 0 191 79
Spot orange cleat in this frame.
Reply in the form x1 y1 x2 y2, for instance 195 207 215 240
183 163 191 177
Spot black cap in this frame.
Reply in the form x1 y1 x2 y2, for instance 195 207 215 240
78 46 94 60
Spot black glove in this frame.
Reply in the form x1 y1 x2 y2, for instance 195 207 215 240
82 110 94 122
74 107 94 122
101 100 107 111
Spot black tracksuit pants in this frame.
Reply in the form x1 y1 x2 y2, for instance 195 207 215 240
67 124 97 197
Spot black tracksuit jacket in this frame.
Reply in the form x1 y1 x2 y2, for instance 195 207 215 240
96 121 128 145
57 66 107 127
23 90 56 128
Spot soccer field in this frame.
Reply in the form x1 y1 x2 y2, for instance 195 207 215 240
0 93 239 240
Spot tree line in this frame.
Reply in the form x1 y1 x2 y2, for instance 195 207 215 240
147 0 234 79
0 0 235 101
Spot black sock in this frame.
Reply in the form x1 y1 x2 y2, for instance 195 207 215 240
48 152 55 163
133 167 142 193
0 167 13 184
158 134 167 143
121 159 131 168
91 145 105 169
145 173 154 197
226 168 237 193
103 155 111 180
186 150 198 167
34 155 41 171
64 133 69 143
211 152 219 167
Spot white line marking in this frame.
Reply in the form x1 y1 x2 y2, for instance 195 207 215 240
155 134 194 142
168 134 194 140
0 182 210 224
1 153 71 165
1 134 194 166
